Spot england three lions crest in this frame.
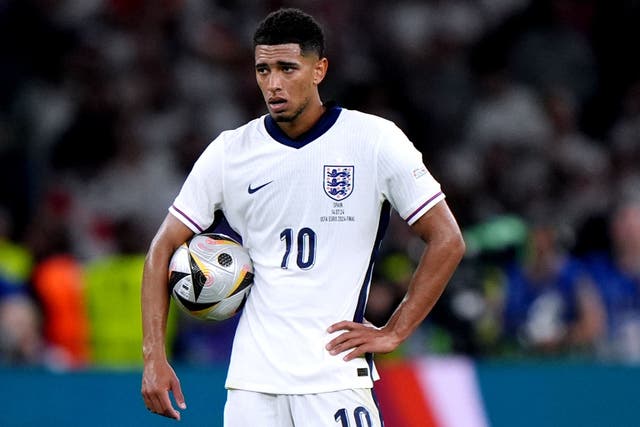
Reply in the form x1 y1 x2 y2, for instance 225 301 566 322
324 165 354 201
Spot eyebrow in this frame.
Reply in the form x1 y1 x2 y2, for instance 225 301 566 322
255 60 300 69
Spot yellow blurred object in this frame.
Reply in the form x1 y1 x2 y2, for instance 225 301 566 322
0 239 33 284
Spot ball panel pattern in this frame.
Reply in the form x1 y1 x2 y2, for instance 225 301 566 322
168 233 254 321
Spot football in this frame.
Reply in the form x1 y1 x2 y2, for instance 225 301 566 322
168 233 254 321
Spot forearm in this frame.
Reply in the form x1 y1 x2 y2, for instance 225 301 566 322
383 232 465 343
141 247 172 362
141 214 194 362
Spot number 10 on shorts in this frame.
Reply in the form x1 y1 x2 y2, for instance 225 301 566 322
334 406 372 427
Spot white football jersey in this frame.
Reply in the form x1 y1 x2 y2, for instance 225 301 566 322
170 105 444 394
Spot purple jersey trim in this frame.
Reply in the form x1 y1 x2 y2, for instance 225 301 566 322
405 191 443 223
171 205 204 232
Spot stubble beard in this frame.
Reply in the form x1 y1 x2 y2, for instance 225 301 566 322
272 98 309 123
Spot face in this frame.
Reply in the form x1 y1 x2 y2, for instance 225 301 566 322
612 202 640 252
255 43 327 124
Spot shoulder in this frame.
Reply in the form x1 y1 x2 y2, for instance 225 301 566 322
218 116 265 142
339 109 419 163
335 108 411 155
201 117 265 154
338 108 403 135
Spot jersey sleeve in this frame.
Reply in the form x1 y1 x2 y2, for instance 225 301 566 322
377 122 445 225
169 135 226 233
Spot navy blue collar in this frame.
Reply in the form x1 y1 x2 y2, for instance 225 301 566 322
264 103 342 149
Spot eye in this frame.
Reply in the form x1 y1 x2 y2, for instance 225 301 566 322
256 67 269 75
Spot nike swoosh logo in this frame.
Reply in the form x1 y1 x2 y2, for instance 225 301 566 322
248 181 273 194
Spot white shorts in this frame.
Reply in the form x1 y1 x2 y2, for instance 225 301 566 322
223 388 383 427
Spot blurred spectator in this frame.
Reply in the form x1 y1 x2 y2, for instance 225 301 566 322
27 216 90 369
72 119 183 258
609 80 640 184
83 217 177 367
0 294 42 365
542 86 610 230
585 194 640 362
0 207 40 365
426 257 489 356
465 62 551 151
458 60 554 221
32 252 89 369
457 215 531 355
0 207 33 285
501 216 604 355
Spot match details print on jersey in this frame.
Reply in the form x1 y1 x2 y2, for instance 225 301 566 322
322 165 355 223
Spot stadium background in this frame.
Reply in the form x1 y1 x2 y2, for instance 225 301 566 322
2 0 640 426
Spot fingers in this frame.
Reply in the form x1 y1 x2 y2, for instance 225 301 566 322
143 389 181 420
160 388 182 420
142 373 185 420
171 377 187 410
326 321 398 360
326 320 357 333
327 335 369 359
343 348 365 361
326 323 375 360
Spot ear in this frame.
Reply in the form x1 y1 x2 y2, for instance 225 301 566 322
313 57 328 86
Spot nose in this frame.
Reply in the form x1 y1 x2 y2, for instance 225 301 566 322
266 71 282 93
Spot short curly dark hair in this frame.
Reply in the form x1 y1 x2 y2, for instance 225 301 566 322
253 8 325 58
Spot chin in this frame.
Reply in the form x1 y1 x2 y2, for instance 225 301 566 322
269 102 306 123
270 111 294 123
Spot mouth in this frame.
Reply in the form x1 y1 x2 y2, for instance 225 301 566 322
268 97 287 113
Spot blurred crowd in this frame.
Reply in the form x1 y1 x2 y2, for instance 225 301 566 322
1 0 640 369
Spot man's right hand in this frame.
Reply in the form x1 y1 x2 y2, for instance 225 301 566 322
141 358 187 420
141 214 193 420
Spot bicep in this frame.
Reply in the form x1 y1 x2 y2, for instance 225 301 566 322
149 213 196 257
409 200 464 249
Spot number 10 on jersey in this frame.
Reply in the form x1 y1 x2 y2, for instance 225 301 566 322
280 227 317 269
